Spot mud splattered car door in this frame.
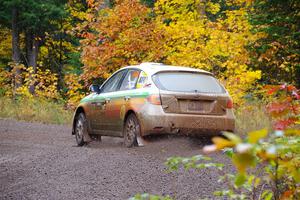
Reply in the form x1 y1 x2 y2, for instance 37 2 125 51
105 69 141 133
91 69 127 134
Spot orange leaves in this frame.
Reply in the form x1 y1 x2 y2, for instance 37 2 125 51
80 0 164 85
267 102 290 115
274 118 298 130
265 84 300 130
280 190 294 200
86 0 95 8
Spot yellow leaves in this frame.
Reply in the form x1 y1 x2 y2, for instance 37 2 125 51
223 132 242 144
64 74 85 109
12 66 60 100
212 137 235 150
0 27 12 59
232 153 256 173
248 129 268 144
206 2 221 14
284 129 300 136
223 69 262 105
155 0 262 105
204 132 242 152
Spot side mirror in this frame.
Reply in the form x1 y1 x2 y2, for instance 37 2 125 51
89 84 101 94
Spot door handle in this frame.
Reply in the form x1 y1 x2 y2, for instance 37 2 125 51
124 96 130 101
105 98 111 104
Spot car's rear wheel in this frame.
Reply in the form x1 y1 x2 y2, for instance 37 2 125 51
123 114 139 148
75 113 87 146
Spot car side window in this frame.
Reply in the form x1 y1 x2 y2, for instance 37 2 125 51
101 70 126 93
119 69 140 91
136 70 149 89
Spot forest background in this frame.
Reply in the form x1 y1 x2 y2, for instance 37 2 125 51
1 1 300 199
0 0 299 124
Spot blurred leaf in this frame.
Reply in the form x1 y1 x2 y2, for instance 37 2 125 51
235 173 246 187
223 148 234 158
232 153 256 173
223 132 242 144
212 137 235 150
284 129 300 136
261 190 273 200
248 129 268 144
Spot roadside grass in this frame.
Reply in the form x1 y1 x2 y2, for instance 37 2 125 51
235 102 272 135
0 96 73 125
0 95 272 131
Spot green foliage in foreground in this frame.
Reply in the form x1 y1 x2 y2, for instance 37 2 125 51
132 129 299 200
130 84 300 200
129 193 172 200
0 96 72 124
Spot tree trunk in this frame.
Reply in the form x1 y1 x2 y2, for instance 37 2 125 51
26 32 39 94
11 7 22 89
197 0 207 19
25 30 32 66
57 19 63 92
296 66 300 88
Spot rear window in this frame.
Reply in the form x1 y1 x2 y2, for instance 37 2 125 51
152 71 225 93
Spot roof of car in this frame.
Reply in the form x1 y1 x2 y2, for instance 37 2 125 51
121 62 212 75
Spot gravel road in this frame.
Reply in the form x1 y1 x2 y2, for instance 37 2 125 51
0 119 234 200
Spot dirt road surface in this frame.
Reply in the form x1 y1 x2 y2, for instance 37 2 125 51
0 119 234 200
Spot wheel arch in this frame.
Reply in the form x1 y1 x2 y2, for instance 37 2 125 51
123 110 136 126
72 106 86 135
123 109 144 136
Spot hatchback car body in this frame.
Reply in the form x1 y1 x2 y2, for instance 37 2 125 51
72 63 235 147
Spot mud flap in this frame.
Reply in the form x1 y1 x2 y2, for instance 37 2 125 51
136 136 150 147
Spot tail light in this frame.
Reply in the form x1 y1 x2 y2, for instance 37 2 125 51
147 94 161 105
227 99 233 109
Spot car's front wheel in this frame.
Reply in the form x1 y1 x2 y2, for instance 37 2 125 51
75 113 88 146
123 114 139 148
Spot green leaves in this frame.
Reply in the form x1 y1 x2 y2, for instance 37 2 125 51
250 0 300 87
260 190 273 200
129 193 172 200
234 173 246 187
165 155 223 172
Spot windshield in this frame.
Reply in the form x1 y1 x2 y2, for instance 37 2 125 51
152 71 225 93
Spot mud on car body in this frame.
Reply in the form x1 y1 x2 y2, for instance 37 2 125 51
72 62 235 147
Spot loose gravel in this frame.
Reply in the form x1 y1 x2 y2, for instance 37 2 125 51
0 119 234 200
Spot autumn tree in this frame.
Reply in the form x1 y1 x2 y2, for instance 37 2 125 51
80 0 164 85
0 0 23 89
0 26 12 95
0 0 67 93
155 0 264 103
250 0 300 87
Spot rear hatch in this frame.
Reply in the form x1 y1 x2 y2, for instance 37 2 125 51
152 71 229 115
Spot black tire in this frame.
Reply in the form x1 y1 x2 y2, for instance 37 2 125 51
74 113 87 146
123 114 139 148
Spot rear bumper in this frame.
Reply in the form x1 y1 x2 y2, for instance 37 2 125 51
137 105 235 136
